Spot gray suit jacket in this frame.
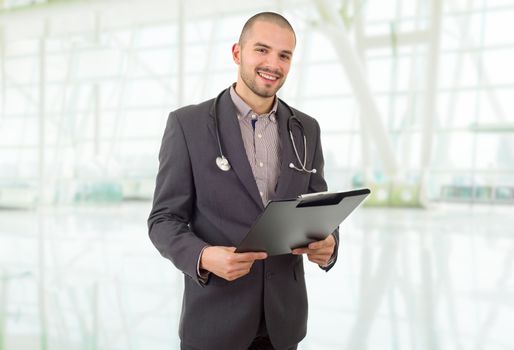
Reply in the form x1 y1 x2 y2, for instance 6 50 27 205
148 88 339 350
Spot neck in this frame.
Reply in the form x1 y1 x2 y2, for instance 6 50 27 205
234 80 274 115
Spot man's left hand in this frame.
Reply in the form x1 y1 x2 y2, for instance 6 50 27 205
292 234 336 266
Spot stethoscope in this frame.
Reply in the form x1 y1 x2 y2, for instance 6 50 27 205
213 88 316 174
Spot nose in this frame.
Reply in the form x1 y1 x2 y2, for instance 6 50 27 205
263 54 282 72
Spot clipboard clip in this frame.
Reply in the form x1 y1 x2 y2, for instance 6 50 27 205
297 191 344 208
298 191 330 200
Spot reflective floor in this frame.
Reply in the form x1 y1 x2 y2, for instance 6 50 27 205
1 203 513 350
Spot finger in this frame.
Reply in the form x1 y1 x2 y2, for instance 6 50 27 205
226 268 251 281
309 251 332 259
307 255 328 266
293 247 330 255
227 257 259 269
234 261 255 271
307 254 322 263
307 253 330 263
222 264 251 277
292 247 310 255
225 252 264 264
235 251 268 262
308 240 326 250
234 261 255 270
309 236 334 250
308 253 330 260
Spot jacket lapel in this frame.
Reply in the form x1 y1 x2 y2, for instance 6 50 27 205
275 100 302 200
208 89 264 210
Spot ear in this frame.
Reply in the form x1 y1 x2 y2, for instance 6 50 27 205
232 43 241 65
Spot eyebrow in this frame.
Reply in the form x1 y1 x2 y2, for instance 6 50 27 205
254 42 293 56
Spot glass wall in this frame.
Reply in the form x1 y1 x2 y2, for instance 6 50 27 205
1 0 512 208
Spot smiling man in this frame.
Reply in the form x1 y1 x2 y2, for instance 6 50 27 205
235 19 292 105
148 12 339 350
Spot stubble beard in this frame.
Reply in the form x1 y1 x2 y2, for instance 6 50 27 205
240 65 286 98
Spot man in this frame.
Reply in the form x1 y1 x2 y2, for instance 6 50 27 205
148 12 339 350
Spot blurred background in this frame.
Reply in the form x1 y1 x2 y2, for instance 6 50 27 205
0 0 513 349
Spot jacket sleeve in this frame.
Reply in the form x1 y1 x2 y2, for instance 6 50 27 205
308 120 339 272
148 112 208 285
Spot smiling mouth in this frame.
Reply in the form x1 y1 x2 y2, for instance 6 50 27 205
257 70 280 82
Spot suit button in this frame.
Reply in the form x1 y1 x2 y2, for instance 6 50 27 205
266 272 273 280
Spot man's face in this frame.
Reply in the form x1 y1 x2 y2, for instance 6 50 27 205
233 21 296 98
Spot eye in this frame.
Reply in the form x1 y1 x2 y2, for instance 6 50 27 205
280 54 291 61
256 47 267 53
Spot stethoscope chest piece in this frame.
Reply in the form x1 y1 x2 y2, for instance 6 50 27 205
216 156 231 171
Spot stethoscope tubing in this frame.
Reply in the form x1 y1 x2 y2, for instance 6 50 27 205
213 88 316 174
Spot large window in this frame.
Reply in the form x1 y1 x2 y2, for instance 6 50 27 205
0 0 512 206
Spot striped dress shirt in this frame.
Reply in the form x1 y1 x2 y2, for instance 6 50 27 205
229 85 281 206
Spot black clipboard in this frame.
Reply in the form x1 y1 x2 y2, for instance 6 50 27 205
235 188 371 256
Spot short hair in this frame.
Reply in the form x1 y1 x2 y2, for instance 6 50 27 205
238 12 296 46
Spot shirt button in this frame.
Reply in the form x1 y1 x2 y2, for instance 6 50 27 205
252 114 257 119
266 272 273 280
258 133 262 138
259 162 264 167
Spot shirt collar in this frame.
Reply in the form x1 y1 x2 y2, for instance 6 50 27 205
229 84 278 123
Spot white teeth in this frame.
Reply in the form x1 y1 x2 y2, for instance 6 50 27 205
258 71 277 81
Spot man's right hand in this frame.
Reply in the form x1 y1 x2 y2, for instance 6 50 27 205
200 246 267 281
